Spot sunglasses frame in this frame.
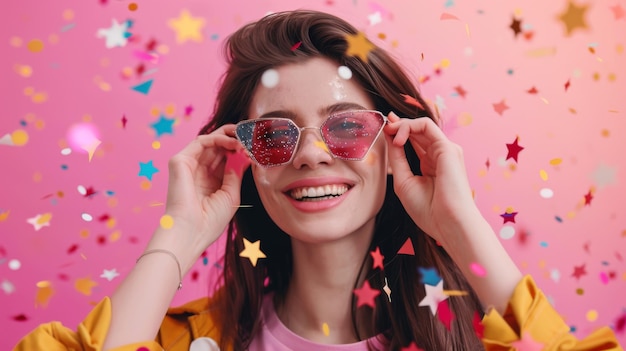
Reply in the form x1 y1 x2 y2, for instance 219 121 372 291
235 110 388 168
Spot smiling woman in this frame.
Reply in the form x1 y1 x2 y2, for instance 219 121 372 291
14 9 623 351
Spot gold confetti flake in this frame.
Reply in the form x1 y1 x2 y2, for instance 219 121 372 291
322 323 330 336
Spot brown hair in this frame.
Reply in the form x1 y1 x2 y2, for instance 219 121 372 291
199 10 485 351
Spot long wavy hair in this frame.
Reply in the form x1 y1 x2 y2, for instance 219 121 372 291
199 10 485 351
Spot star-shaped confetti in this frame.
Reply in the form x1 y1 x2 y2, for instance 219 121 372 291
493 99 510 115
506 137 524 162
96 19 129 48
557 1 590 36
510 17 523 37
239 238 266 266
354 280 380 308
168 9 206 43
419 279 448 315
511 331 545 351
500 211 518 224
150 115 175 137
100 268 120 281
418 267 441 285
27 213 52 231
138 160 159 180
610 4 625 20
370 247 384 270
572 264 587 280
345 32 375 62
75 277 98 296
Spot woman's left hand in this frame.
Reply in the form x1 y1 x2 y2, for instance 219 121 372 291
383 112 481 248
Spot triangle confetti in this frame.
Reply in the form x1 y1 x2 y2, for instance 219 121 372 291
398 238 415 255
132 79 154 95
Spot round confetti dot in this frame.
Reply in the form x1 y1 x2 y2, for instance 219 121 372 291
128 3 138 11
160 215 174 229
576 288 584 295
152 141 161 149
540 188 554 198
27 39 44 53
15 64 33 77
77 185 86 195
81 213 93 222
337 66 352 80
440 58 451 68
189 337 220 351
34 119 45 130
32 92 48 103
110 230 121 242
8 259 21 270
61 148 72 155
140 180 152 190
80 229 89 238
601 129 610 137
62 9 74 20
469 262 487 277
11 129 29 146
499 225 515 240
599 272 609 284
539 241 548 247
261 69 279 88
586 310 598 322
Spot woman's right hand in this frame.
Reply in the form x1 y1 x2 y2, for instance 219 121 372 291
150 124 250 271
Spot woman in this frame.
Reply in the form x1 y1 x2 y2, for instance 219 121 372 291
15 10 622 351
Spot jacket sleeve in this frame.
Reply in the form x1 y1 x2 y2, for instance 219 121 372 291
481 275 623 351
13 297 164 351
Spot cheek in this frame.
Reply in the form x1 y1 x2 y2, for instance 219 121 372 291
252 166 272 187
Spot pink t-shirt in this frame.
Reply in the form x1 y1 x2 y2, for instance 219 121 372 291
247 294 387 351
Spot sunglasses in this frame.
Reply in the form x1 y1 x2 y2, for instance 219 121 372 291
235 110 388 167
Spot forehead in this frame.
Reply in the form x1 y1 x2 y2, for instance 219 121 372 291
248 57 373 119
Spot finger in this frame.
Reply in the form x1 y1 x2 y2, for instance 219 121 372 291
385 117 447 149
384 133 415 183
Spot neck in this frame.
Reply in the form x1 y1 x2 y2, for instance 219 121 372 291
276 223 376 344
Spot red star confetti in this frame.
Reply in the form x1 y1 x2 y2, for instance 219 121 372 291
345 32 375 62
506 137 524 162
401 93 425 109
493 99 510 115
370 246 384 269
527 86 539 94
354 280 380 308
511 331 545 351
510 17 522 37
398 238 415 255
572 264 587 280
500 211 518 224
239 238 266 266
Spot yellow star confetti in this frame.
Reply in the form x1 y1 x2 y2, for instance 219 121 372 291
345 32 374 62
239 238 266 266
168 9 206 44
75 277 98 296
35 281 54 308
557 0 590 36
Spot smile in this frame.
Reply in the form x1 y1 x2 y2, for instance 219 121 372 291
288 184 350 201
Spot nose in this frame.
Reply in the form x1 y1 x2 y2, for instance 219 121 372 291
290 128 334 169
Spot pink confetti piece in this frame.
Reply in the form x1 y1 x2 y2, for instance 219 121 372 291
599 272 609 284
470 262 486 277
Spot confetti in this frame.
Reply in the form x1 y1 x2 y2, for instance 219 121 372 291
239 238 266 266
397 238 415 255
370 247 384 269
469 262 486 277
322 322 330 336
586 310 598 322
419 280 448 315
500 225 515 240
354 280 380 308
75 277 98 296
8 259 21 270
557 1 590 36
35 281 54 307
344 32 375 62
337 65 352 80
505 136 524 162
493 99 509 115
138 160 159 180
261 69 280 88
168 9 206 43
160 214 174 229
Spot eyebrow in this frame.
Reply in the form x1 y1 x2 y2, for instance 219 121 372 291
257 102 369 120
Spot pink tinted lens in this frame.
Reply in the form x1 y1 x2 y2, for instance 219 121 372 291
247 119 299 166
321 111 384 159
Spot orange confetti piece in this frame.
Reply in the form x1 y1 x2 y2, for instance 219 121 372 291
35 281 54 308
400 93 424 109
440 12 460 20
74 277 98 296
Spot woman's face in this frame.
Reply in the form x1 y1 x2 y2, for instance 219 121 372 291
247 57 388 244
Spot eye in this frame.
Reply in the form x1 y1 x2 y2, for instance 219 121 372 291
325 116 369 139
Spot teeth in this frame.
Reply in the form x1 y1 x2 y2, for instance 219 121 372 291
289 184 349 200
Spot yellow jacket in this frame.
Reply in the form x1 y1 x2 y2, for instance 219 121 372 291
14 275 623 350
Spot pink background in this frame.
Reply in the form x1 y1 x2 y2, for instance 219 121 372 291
2 0 625 348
